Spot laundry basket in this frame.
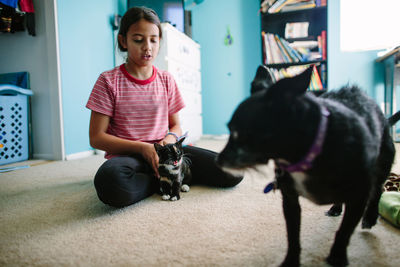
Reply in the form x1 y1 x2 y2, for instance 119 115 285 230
0 84 33 165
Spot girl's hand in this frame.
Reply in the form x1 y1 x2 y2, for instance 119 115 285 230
160 134 177 146
140 143 160 177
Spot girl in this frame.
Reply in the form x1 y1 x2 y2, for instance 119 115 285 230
86 6 243 208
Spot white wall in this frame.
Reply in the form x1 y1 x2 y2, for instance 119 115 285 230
0 0 64 160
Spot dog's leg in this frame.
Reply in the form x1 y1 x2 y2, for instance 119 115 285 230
279 174 301 267
326 203 343 217
326 198 367 266
363 132 395 228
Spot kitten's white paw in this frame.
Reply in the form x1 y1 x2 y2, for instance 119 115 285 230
181 184 190 192
170 196 178 201
162 194 170 201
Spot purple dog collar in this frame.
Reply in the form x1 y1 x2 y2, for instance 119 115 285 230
278 106 330 173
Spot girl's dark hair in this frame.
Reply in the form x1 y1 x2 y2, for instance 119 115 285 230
118 6 162 52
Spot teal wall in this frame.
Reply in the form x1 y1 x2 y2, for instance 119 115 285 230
55 0 388 155
191 0 262 135
327 0 385 103
57 0 127 156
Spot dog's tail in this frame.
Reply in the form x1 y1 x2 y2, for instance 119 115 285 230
388 110 400 126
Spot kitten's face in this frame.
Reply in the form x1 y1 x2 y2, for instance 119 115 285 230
154 138 185 166
157 144 183 165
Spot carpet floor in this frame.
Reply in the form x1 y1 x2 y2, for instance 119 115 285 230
0 137 399 266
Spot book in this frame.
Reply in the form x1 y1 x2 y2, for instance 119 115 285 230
268 0 290 13
268 33 285 63
280 1 316 12
289 40 319 49
266 64 323 91
279 36 301 62
280 35 302 62
320 63 327 88
275 35 293 63
264 33 325 65
265 34 275 64
285 22 309 39
262 32 267 64
321 30 327 60
280 37 303 61
272 0 298 13
260 0 277 13
312 65 323 90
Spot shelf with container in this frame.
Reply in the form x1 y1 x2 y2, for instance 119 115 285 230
260 0 328 93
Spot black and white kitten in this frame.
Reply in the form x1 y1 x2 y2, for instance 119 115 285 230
154 138 192 201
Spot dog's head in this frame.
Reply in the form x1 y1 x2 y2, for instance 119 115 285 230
216 65 313 171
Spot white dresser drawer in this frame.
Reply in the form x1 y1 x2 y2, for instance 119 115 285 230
158 23 201 70
167 59 201 93
180 90 202 116
180 114 202 145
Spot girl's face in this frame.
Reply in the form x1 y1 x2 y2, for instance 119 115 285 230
119 19 160 68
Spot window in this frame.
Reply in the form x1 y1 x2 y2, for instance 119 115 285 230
340 0 400 51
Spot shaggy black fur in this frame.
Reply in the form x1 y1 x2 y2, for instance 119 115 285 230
217 65 400 266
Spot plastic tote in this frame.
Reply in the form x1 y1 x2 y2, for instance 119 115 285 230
0 84 33 165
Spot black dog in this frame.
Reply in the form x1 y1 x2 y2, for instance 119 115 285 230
217 65 400 266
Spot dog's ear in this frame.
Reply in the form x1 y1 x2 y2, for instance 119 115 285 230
251 65 275 95
268 66 313 99
291 66 313 95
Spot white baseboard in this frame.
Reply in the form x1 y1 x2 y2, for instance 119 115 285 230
65 150 96 161
201 134 229 140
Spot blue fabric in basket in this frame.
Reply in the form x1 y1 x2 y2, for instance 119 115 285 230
0 72 29 88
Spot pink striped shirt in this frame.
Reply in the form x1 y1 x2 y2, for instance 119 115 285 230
86 64 185 158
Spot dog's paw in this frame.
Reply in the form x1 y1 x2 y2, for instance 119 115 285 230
326 254 348 267
162 194 170 201
279 258 299 267
325 204 343 217
361 217 377 229
181 184 190 192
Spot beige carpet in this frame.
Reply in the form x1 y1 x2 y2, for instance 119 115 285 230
0 137 399 267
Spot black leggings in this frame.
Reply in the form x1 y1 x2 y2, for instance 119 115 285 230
94 146 243 207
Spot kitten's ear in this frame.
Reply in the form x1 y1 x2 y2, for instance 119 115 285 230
177 137 185 146
251 65 274 95
154 143 163 152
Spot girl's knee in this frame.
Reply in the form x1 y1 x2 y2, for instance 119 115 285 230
93 158 156 207
220 173 244 188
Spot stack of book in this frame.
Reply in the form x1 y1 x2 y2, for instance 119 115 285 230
262 32 326 64
268 64 325 91
262 0 326 14
262 32 302 64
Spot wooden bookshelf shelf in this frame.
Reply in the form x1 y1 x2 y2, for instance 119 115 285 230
264 5 327 17
265 59 326 69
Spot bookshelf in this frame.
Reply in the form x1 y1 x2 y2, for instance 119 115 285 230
260 0 328 93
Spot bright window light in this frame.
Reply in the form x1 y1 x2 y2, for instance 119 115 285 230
340 0 400 51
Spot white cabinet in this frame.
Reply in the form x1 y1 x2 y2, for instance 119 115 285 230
154 23 203 144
